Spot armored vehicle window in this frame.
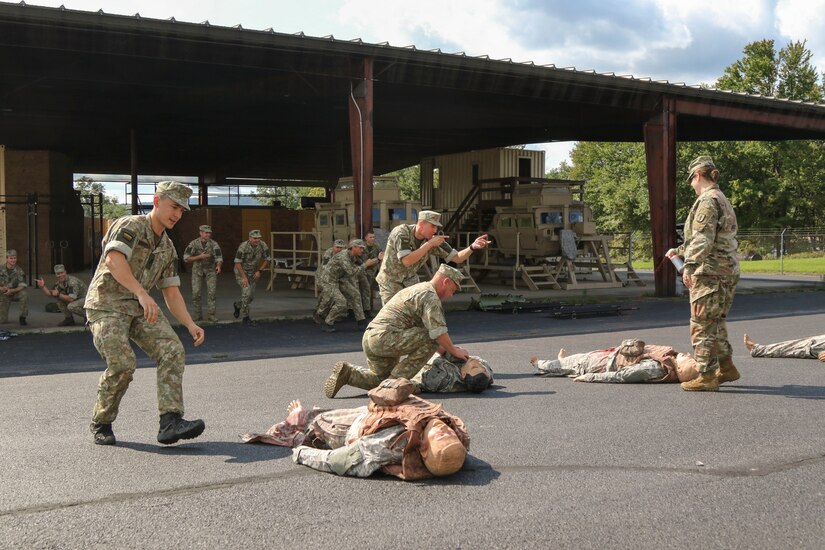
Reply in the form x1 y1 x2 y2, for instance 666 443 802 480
319 214 329 227
569 210 584 224
411 208 418 220
335 213 346 225
373 207 380 224
519 215 534 228
500 216 513 228
541 211 563 225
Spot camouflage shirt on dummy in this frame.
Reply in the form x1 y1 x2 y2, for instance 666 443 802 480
367 281 448 340
234 240 270 274
84 214 180 317
412 353 494 392
676 184 739 277
183 238 223 275
376 224 457 289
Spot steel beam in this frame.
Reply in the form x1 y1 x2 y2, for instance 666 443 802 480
348 58 374 238
644 97 677 297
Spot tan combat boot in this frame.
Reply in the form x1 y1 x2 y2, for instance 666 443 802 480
717 356 741 384
680 371 720 392
324 361 353 398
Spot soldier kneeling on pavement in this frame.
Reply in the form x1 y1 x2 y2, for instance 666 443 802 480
35 264 87 326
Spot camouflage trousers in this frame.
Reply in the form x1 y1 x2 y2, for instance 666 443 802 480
191 270 217 318
293 424 406 477
0 289 29 322
88 310 186 424
750 334 825 359
235 271 257 317
355 270 372 314
345 327 438 390
377 275 418 306
57 298 87 320
324 279 364 324
689 274 739 373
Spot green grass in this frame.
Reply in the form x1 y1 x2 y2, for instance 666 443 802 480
630 256 825 274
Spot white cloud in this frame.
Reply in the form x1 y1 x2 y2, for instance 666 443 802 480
776 0 825 70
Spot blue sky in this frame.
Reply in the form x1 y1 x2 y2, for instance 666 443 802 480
12 0 825 191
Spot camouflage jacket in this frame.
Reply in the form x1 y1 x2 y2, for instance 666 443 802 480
376 224 456 289
359 243 382 277
54 275 87 301
234 240 270 274
183 238 223 275
0 264 26 289
84 214 180 316
412 354 494 392
319 250 362 287
676 185 739 277
367 281 448 340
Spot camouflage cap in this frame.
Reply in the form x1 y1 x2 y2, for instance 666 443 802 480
418 210 442 227
155 181 192 211
53 264 66 274
333 239 347 247
349 239 366 249
6 249 17 257
249 229 262 238
199 225 212 233
437 263 464 286
687 155 716 181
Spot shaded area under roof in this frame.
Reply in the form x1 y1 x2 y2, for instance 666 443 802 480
3 3 825 183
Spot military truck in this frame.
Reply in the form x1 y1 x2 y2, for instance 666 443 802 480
314 176 420 249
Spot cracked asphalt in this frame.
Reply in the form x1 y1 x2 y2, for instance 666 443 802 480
1 289 824 548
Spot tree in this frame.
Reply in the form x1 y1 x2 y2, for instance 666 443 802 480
73 176 128 219
386 164 429 201
253 186 326 209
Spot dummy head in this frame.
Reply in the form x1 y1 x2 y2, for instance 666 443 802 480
675 352 700 382
419 418 466 476
459 357 492 393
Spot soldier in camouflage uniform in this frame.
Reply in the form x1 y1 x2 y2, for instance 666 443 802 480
376 210 491 305
183 224 223 322
357 230 384 316
0 249 29 326
667 156 740 392
85 181 206 446
324 264 473 397
744 333 825 362
35 264 87 326
316 239 379 333
412 352 494 393
312 239 346 325
233 229 270 325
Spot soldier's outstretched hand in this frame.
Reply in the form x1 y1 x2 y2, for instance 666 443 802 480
473 234 492 250
189 323 205 346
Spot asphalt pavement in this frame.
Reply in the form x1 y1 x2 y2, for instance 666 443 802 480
1 278 825 548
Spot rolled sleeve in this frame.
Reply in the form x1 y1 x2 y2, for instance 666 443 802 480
445 249 458 262
104 240 134 262
428 326 449 339
157 275 181 289
397 248 412 260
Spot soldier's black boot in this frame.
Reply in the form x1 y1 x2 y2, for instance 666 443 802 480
19 316 27 326
321 322 335 333
233 302 240 319
58 317 75 327
90 422 116 445
157 412 205 445
242 316 255 326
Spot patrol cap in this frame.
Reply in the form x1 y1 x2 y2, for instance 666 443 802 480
333 239 347 248
420 418 466 476
687 155 716 182
437 264 464 286
349 239 366 249
249 229 262 238
199 225 212 233
53 264 67 274
155 181 192 211
418 210 442 227
6 249 17 257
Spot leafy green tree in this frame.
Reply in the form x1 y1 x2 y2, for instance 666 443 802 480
73 176 128 219
385 164 433 201
253 186 326 209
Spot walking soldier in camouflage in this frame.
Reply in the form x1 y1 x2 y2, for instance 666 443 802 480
233 229 270 325
85 181 206 446
324 263 475 397
0 249 29 326
667 156 740 392
184 224 223 322
35 264 87 326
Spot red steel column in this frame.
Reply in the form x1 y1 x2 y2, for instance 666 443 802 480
644 97 677 297
348 58 374 238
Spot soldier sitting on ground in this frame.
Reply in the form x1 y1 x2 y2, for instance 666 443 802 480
744 333 825 362
35 264 87 326
530 338 702 384
0 249 29 326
